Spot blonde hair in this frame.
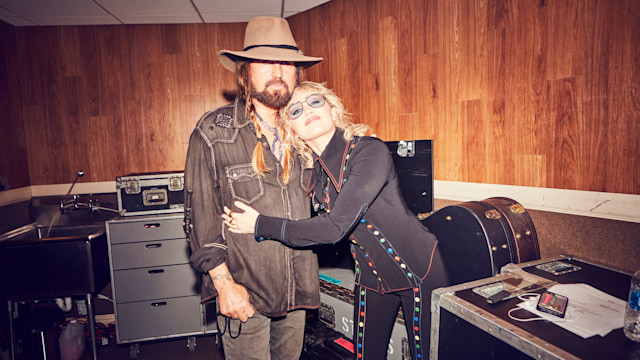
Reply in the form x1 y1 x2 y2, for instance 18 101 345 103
279 81 370 168
251 124 293 185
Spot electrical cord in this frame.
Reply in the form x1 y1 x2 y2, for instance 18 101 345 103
89 205 119 213
96 294 113 303
216 314 242 339
507 293 584 323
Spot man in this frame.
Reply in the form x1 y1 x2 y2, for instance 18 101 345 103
183 16 323 359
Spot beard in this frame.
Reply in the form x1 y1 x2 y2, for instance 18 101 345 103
250 78 293 109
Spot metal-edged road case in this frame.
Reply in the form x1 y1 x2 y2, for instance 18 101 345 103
430 256 634 360
385 139 434 216
314 267 412 360
116 171 184 216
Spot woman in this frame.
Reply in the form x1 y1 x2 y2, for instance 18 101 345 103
223 81 449 360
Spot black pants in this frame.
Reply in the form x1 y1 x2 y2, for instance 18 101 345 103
352 252 449 360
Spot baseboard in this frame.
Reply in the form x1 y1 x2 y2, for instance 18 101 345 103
435 181 640 223
2 181 638 223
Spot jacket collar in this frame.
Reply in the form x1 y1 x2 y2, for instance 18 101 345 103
314 129 350 193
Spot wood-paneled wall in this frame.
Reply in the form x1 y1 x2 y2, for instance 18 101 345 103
1 21 244 186
1 0 638 194
293 0 640 194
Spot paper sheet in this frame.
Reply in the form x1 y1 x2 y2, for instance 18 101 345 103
516 283 626 338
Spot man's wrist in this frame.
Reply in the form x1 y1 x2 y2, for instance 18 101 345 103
209 268 236 292
211 271 233 281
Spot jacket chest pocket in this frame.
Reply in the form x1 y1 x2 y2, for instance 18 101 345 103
226 164 264 204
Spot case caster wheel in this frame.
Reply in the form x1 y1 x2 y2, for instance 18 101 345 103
187 336 197 352
129 343 140 359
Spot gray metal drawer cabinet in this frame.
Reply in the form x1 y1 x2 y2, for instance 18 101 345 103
106 214 214 358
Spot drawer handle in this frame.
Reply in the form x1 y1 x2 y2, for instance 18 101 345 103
144 223 161 228
148 269 165 274
151 301 167 307
145 243 162 249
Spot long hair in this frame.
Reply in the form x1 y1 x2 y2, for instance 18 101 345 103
235 61 302 185
279 81 370 168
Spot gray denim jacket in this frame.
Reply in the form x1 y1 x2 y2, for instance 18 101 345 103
183 98 320 317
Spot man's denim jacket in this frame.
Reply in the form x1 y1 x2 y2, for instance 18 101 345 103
183 98 320 317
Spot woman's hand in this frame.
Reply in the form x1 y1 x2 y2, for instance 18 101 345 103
222 201 260 234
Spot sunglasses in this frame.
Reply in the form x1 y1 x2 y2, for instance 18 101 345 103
286 93 326 120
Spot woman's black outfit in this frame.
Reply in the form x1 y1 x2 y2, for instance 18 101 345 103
255 130 449 360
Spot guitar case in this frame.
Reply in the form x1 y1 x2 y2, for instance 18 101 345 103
483 197 540 263
422 197 540 286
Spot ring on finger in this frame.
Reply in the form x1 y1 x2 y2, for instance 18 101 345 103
228 210 235 216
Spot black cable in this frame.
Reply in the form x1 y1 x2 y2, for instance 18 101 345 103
216 314 242 339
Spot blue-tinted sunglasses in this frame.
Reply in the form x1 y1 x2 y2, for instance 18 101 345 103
286 93 326 120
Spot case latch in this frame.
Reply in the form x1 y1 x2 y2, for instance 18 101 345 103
396 141 415 157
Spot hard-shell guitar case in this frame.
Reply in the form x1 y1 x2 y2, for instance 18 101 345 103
422 197 540 285
483 197 540 263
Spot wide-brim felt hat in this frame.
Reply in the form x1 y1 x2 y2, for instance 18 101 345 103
218 16 323 72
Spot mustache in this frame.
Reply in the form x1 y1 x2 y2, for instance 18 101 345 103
265 78 289 90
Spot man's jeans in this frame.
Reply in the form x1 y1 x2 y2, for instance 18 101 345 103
217 305 306 360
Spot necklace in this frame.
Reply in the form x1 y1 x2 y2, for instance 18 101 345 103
255 112 284 162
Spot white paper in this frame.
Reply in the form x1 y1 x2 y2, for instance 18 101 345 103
515 283 626 338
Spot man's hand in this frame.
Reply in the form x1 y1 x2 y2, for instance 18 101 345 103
209 264 255 322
